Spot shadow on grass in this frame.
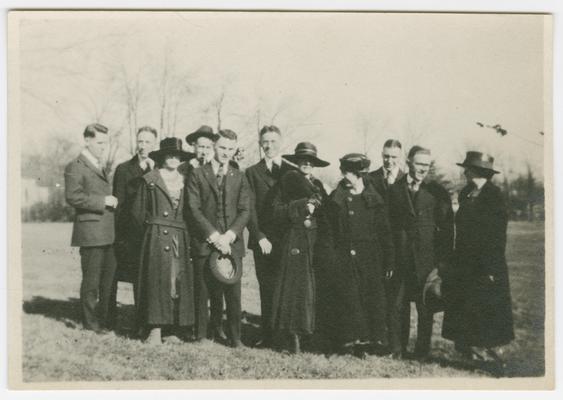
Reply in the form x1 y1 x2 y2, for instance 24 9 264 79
23 296 137 338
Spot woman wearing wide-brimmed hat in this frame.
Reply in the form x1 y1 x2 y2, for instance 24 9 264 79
314 154 395 357
442 151 514 365
131 137 196 344
270 142 329 353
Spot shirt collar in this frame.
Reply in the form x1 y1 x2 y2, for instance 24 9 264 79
472 178 487 190
81 148 101 170
211 158 228 175
265 156 282 170
406 173 422 188
383 167 399 179
139 156 154 170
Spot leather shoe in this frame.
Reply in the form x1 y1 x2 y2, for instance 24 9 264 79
231 339 244 348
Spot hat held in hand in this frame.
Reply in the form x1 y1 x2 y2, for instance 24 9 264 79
209 251 242 285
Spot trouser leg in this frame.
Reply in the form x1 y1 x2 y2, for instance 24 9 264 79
414 300 434 356
194 257 209 339
79 247 104 330
99 246 117 329
386 278 406 353
254 251 276 344
224 279 242 343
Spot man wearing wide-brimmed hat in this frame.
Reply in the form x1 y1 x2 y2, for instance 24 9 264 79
442 151 514 367
178 125 218 177
387 146 454 360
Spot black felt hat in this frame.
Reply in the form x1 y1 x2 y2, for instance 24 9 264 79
185 125 219 145
456 151 500 174
208 251 243 285
282 142 330 168
339 153 371 172
148 137 194 163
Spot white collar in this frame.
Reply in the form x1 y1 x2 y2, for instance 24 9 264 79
211 158 229 175
265 156 282 170
406 174 422 187
139 156 154 169
383 167 399 179
81 148 101 170
472 178 487 190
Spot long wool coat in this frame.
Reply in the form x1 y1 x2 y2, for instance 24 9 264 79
131 169 195 327
315 179 395 345
270 170 327 335
442 181 514 347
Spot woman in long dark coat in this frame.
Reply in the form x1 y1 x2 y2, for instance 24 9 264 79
315 154 395 356
131 138 196 344
270 142 329 353
442 151 514 361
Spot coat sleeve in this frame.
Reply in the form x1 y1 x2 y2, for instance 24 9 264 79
375 202 396 273
228 174 251 239
130 179 149 233
112 164 127 227
64 161 106 213
186 170 217 240
433 184 455 267
245 169 266 243
479 187 508 277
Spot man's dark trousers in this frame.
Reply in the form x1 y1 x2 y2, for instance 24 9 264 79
252 250 278 345
79 245 117 331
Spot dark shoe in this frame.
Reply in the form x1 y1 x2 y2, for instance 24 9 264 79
212 327 228 341
231 339 245 348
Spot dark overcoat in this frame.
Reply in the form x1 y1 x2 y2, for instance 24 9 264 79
131 169 195 326
388 175 454 289
368 167 405 199
315 179 395 344
113 154 147 282
442 181 514 347
64 153 115 247
245 158 293 250
270 170 327 335
186 162 250 259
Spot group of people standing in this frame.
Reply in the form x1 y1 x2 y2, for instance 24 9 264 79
64 122 514 365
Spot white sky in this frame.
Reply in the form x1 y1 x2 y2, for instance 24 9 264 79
16 11 548 183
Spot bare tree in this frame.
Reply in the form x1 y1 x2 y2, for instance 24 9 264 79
120 64 145 154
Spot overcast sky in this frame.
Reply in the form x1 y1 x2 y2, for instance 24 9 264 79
15 11 548 183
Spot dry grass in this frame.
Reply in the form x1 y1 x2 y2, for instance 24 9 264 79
20 222 545 382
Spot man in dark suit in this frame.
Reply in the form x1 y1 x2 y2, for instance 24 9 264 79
245 125 292 347
387 146 454 359
368 139 405 198
187 129 251 347
111 126 157 323
64 123 118 332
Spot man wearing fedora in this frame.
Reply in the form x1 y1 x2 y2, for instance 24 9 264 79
64 123 118 333
442 152 514 365
181 125 218 175
368 139 405 199
387 146 454 359
111 126 158 329
187 129 250 347
245 125 292 347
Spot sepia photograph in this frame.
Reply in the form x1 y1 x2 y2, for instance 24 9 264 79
6 9 553 389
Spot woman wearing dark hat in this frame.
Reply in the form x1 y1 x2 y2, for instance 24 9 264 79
131 137 196 344
270 142 329 353
315 153 395 356
442 151 514 365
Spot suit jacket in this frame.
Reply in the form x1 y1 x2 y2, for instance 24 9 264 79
368 167 405 199
388 175 454 285
245 158 293 250
64 153 115 247
186 162 250 258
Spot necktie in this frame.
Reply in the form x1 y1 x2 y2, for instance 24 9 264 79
386 171 395 185
271 162 281 179
216 164 225 187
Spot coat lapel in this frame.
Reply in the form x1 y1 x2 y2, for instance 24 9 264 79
146 170 175 208
78 153 107 182
201 162 220 198
256 159 275 188
397 176 416 216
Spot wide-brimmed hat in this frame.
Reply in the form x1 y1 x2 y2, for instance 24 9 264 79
339 153 371 172
456 151 500 174
149 137 194 163
282 142 330 168
209 251 242 285
185 125 219 145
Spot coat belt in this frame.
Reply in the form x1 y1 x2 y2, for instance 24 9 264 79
145 216 187 230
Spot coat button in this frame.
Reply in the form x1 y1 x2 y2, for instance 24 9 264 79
350 249 356 256
163 230 169 235
303 219 312 228
163 211 169 217
348 210 355 216
164 246 170 252
347 197 353 202
290 248 300 255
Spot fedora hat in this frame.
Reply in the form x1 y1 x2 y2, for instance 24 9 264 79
457 151 500 174
283 142 330 168
422 268 444 313
185 125 219 145
339 153 371 172
149 137 194 163
209 251 243 285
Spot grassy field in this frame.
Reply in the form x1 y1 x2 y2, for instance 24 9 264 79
19 222 545 382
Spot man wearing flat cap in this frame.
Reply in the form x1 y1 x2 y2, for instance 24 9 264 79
64 123 118 333
387 146 454 359
187 129 251 347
